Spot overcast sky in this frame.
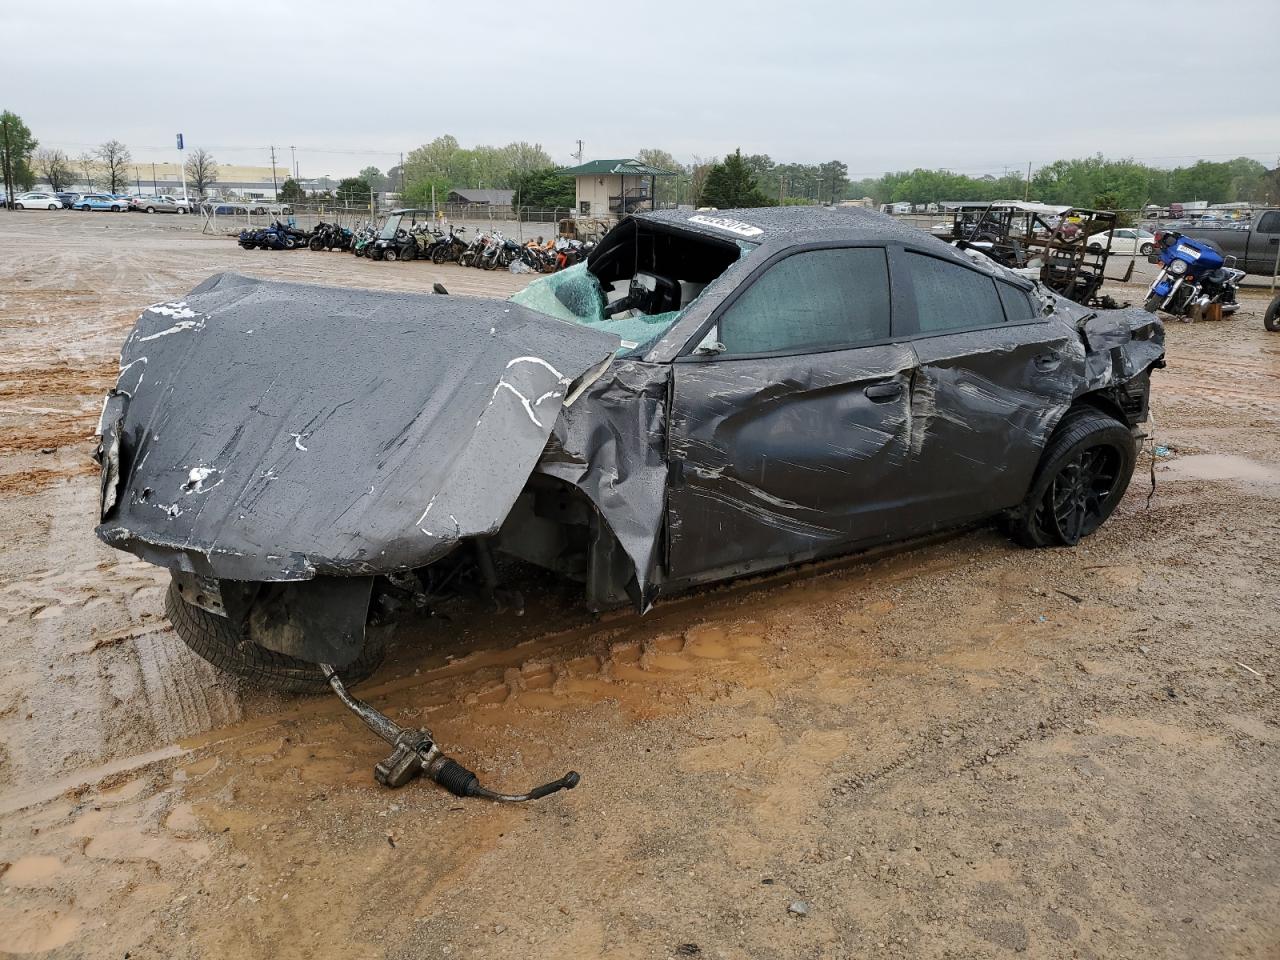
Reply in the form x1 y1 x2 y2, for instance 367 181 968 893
4 0 1277 179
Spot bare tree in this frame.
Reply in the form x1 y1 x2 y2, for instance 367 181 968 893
77 152 99 191
185 148 218 198
95 140 132 194
34 148 74 192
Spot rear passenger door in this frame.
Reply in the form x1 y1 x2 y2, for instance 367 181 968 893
666 245 919 583
895 249 1079 528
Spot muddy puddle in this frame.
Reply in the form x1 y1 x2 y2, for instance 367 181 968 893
1160 452 1280 494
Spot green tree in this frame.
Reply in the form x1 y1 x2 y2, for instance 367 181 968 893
699 149 774 208
336 177 372 204
402 175 451 209
279 178 305 203
512 167 575 209
359 166 385 192
0 110 38 199
635 147 684 206
1092 190 1133 227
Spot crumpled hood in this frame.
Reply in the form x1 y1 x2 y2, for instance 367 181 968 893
96 273 618 581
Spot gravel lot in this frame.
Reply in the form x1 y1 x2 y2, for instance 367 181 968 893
0 210 1277 960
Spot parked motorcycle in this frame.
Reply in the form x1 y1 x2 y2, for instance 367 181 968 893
351 224 378 257
429 226 469 264
309 221 353 252
1265 292 1280 333
1144 231 1243 321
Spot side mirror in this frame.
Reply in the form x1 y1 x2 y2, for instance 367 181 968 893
693 341 726 357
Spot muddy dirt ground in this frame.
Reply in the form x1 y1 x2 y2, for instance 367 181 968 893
0 211 1277 960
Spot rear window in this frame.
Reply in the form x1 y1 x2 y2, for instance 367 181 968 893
996 282 1037 322
907 253 1005 333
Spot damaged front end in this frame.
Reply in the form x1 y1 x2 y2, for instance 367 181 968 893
96 273 620 670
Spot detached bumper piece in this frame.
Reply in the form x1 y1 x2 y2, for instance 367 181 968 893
321 665 580 802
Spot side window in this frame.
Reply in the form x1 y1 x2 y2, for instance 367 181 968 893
717 248 890 356
1257 211 1280 233
996 281 1038 322
906 253 1005 333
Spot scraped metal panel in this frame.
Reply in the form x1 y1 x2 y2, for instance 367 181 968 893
96 273 619 581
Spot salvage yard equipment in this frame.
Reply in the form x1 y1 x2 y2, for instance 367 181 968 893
95 206 1165 798
942 201 1130 307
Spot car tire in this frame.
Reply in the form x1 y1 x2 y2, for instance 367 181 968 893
165 581 387 694
1265 296 1280 333
14 202 23 209
145 206 155 213
176 207 187 214
48 203 57 210
1087 243 1102 253
1140 243 1154 255
1006 408 1137 549
385 248 399 262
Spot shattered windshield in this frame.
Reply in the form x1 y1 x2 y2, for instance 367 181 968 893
510 264 681 355
510 226 749 356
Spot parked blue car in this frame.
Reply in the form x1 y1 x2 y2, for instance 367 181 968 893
74 194 128 212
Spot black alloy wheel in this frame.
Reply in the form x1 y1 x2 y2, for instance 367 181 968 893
1044 445 1122 545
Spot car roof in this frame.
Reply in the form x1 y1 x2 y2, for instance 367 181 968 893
635 205 942 248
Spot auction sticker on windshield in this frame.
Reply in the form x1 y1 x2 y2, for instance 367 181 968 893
687 215 764 238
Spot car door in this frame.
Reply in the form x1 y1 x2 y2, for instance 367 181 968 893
1248 211 1280 274
894 248 1079 528
665 245 920 584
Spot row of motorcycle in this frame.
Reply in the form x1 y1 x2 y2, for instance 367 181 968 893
237 219 591 273
354 223 593 272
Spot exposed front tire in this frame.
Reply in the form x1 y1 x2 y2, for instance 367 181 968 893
164 581 387 693
1006 409 1137 548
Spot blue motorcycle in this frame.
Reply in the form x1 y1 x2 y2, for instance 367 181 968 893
1144 231 1243 321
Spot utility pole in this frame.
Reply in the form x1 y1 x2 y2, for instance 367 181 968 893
269 146 279 198
1024 161 1032 202
151 162 158 194
573 139 584 164
290 145 297 180
779 175 784 205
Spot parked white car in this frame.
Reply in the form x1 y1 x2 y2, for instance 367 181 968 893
1087 228 1156 256
13 192 64 210
249 200 292 215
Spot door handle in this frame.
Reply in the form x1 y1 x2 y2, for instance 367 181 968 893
864 381 903 402
1034 352 1061 372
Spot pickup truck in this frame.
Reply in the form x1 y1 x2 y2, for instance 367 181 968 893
1172 209 1280 276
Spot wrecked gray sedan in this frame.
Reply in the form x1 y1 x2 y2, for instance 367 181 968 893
96 205 1164 698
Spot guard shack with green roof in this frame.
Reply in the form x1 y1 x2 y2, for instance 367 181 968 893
557 158 675 220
